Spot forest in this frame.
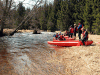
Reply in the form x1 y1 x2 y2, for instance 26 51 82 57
0 0 100 36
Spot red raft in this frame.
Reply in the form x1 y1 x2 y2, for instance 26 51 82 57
48 40 93 47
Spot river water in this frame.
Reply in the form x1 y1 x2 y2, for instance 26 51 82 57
0 32 70 75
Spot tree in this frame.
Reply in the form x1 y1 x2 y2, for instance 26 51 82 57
92 0 100 34
0 0 43 36
10 0 43 35
0 0 14 36
47 10 55 31
39 1 48 30
83 0 93 33
17 2 25 29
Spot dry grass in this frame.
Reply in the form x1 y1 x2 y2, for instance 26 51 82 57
3 29 14 35
3 29 34 33
3 29 34 35
3 29 44 35
18 30 33 33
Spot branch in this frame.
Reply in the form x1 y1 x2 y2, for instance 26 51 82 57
6 0 8 9
10 0 43 36
0 1 4 11
7 0 12 13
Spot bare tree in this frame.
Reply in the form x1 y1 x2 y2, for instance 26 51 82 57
10 0 43 35
0 0 15 36
0 0 43 36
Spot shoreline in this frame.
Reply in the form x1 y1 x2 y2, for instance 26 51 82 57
3 29 43 35
2 28 99 37
3 29 66 33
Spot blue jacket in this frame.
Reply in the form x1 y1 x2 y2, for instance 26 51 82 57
78 24 82 30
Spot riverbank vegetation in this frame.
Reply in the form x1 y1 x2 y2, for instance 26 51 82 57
0 0 100 36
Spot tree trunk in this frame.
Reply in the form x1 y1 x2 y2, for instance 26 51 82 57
0 7 8 36
0 30 3 37
0 24 3 35
0 19 5 36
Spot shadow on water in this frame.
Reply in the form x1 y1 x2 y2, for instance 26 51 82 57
0 32 73 75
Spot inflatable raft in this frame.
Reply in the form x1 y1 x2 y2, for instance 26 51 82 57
48 40 93 47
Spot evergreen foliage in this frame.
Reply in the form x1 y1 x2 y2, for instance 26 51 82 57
35 0 100 34
17 2 26 29
2 0 100 34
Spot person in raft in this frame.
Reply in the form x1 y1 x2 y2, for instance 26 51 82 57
69 25 74 38
74 23 78 38
64 30 69 36
81 28 88 45
55 33 59 40
58 34 65 40
59 32 61 35
78 22 83 40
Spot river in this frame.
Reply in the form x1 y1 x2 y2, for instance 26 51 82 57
0 32 69 75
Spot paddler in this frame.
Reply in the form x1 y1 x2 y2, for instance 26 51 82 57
65 30 68 36
55 33 59 40
59 32 61 35
69 25 74 38
81 28 88 45
58 34 65 40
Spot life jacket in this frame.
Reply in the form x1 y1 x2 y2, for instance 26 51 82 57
59 33 61 35
55 34 58 38
70 27 74 33
83 31 88 39
59 35 64 40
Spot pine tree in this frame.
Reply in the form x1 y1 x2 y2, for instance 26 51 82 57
17 2 25 29
83 0 93 32
39 1 49 30
18 2 25 17
92 0 100 34
47 7 55 31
